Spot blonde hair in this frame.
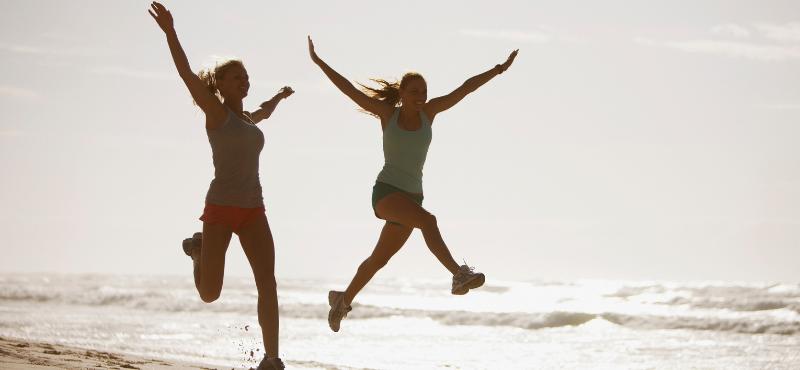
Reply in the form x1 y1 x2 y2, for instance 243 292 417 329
356 72 425 117
194 59 245 105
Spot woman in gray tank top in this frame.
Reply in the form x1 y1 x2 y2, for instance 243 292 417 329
309 36 518 332
150 3 291 370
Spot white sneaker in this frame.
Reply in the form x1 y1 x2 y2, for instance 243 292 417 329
452 264 485 295
256 356 284 370
327 290 352 332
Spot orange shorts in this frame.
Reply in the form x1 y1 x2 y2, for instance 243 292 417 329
199 203 266 231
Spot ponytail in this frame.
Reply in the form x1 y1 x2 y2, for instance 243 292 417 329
193 59 245 106
356 72 425 117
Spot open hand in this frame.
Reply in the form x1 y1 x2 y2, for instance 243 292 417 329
279 86 295 99
308 36 320 63
501 49 519 72
148 2 174 33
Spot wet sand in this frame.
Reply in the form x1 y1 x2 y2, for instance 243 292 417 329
0 337 229 370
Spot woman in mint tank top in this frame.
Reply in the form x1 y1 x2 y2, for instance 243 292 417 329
150 3 292 369
309 36 518 332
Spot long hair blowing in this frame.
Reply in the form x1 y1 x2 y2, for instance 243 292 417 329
194 59 245 105
356 72 425 117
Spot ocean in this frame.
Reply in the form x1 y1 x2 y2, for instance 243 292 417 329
1 273 799 369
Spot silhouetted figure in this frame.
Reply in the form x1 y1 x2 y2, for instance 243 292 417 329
308 36 518 332
149 2 292 369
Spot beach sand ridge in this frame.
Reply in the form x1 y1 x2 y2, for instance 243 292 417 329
0 337 229 370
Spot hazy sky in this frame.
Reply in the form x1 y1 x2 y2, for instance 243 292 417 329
1 0 799 282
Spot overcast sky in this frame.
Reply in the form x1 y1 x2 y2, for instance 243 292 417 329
1 0 799 282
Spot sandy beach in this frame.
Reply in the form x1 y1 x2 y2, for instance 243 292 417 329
0 337 229 370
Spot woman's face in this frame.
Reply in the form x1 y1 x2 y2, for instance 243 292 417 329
217 64 249 100
399 77 427 111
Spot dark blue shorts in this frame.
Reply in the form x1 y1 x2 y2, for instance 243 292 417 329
371 181 424 227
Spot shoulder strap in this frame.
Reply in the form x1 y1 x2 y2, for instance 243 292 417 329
388 107 401 128
419 110 431 127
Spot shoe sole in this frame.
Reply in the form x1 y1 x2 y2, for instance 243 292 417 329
452 273 485 295
256 357 284 370
182 239 194 257
327 291 341 332
183 233 203 258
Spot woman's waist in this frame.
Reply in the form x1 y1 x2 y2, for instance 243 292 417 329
376 169 423 195
207 177 262 191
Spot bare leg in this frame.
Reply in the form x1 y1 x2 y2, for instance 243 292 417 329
236 217 279 359
374 192 460 275
193 221 233 303
343 223 413 306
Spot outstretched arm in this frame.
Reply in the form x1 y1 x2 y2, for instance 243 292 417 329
149 2 226 126
248 86 294 124
308 36 393 120
424 49 519 121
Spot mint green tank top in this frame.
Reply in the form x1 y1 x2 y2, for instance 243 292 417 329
376 107 432 193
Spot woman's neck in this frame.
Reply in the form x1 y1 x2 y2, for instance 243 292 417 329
399 105 420 120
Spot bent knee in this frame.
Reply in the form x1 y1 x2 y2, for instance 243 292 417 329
419 213 438 229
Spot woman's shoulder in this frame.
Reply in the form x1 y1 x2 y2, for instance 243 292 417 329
207 106 234 131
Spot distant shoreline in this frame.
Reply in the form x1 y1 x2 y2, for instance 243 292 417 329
0 337 229 370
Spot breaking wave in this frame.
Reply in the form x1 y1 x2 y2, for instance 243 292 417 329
601 313 800 335
3 274 799 335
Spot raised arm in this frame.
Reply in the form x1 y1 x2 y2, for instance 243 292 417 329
149 2 226 127
308 36 393 120
248 86 294 124
424 49 518 121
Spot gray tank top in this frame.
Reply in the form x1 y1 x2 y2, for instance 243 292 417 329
204 106 265 208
